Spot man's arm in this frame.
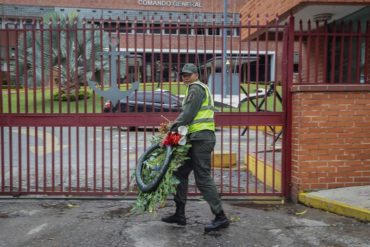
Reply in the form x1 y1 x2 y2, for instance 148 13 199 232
170 84 205 132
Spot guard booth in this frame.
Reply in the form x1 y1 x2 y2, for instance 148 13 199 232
203 55 258 87
203 55 258 107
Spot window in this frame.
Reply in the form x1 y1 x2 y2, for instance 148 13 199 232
208 27 221 36
179 24 190 35
195 26 206 35
5 18 17 29
104 22 117 31
149 23 161 34
293 52 299 73
119 22 133 34
233 28 240 37
226 28 232 36
164 24 177 34
134 22 147 33
24 19 35 29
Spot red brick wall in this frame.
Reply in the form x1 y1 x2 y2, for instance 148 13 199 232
240 0 370 39
118 34 285 82
240 0 370 24
291 85 370 198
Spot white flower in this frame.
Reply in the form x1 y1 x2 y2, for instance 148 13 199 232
178 126 188 136
178 126 188 145
178 136 186 145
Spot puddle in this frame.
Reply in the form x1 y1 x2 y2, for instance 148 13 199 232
104 206 133 218
40 201 80 209
0 212 10 218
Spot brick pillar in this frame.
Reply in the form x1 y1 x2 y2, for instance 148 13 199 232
290 85 370 200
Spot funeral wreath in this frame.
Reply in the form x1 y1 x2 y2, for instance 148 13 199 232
132 123 191 214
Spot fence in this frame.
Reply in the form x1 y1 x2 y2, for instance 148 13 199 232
0 15 291 197
294 18 369 84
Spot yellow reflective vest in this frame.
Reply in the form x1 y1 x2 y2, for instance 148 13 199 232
183 81 215 134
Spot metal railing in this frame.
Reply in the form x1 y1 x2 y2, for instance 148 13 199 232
0 16 289 197
294 18 369 84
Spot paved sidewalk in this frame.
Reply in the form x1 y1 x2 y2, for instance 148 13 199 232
299 185 370 222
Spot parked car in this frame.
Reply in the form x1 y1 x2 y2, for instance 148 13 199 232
103 90 181 113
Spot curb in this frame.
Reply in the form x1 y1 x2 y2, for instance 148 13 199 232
246 155 281 192
298 192 370 222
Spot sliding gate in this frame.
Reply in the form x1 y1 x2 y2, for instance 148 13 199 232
0 16 292 198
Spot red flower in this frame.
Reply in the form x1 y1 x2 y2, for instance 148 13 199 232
162 132 182 146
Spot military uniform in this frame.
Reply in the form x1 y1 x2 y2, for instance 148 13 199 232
162 63 229 232
170 79 223 215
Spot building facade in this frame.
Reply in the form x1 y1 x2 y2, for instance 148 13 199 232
240 0 370 199
2 0 269 84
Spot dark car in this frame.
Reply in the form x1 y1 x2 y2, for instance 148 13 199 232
103 90 181 113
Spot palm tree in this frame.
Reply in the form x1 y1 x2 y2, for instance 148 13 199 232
14 11 113 100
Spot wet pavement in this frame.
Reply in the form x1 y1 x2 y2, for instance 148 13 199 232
0 198 369 247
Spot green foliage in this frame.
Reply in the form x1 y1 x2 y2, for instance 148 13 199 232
132 134 191 214
11 11 111 100
53 90 91 101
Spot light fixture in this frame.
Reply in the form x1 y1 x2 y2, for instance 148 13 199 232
313 13 333 22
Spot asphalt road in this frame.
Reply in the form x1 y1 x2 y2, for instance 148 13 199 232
0 199 369 247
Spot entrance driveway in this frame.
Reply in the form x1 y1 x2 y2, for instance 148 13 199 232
0 199 369 247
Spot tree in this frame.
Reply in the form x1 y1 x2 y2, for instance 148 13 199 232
14 12 113 100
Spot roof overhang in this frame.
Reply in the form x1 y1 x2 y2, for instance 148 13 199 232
242 3 368 40
278 4 366 30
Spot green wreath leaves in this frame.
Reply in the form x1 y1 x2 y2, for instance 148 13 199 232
135 144 173 193
132 126 191 214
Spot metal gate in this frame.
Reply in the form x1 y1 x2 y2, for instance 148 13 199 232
0 16 292 198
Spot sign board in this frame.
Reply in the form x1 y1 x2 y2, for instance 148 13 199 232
137 0 203 8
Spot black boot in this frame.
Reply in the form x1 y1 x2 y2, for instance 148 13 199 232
161 202 186 226
204 210 230 233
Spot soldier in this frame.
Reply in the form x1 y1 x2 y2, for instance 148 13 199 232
161 63 230 233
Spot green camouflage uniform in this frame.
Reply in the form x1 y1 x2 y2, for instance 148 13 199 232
170 81 224 215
